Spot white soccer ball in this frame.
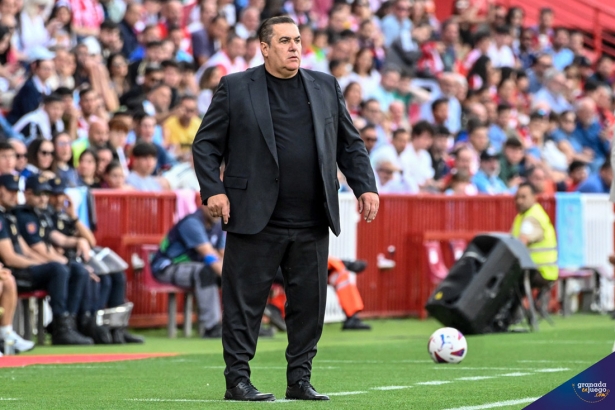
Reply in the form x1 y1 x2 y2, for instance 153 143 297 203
427 327 468 364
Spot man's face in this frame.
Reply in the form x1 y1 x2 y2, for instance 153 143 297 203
392 131 409 154
540 11 553 28
164 67 181 87
442 22 459 44
433 103 449 124
227 37 246 60
200 2 217 24
528 169 546 193
0 149 15 174
481 158 499 176
381 71 400 92
504 145 524 165
242 8 260 31
362 101 381 124
180 99 197 122
97 150 113 175
0 186 18 208
144 70 164 89
11 142 26 171
554 30 569 48
165 0 182 25
89 122 109 147
455 150 473 173
570 166 588 184
125 4 143 25
470 127 489 152
45 101 64 123
149 87 172 112
35 60 55 82
598 58 613 78
261 23 301 76
535 56 553 76
360 129 377 153
515 185 536 213
80 91 99 116
497 109 511 129
138 118 156 140
414 133 433 151
376 162 397 185
25 190 48 209
134 156 157 175
394 0 411 20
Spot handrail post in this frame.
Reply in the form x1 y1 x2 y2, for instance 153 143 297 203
594 7 603 57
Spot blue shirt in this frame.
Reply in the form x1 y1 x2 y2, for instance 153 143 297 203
472 169 510 194
549 48 575 71
153 209 225 271
487 124 507 153
576 173 610 193
571 120 610 173
380 15 412 47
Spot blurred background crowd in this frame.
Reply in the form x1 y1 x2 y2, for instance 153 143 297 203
0 0 612 197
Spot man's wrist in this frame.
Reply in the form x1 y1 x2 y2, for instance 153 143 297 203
204 254 220 266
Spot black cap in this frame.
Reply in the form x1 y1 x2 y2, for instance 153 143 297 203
48 177 67 195
480 148 500 161
0 174 20 191
25 174 52 194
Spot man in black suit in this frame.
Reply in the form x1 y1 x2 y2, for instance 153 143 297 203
192 16 379 402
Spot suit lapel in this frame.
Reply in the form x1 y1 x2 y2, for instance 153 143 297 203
249 66 278 166
300 69 326 167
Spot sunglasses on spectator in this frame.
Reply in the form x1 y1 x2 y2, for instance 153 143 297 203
39 150 54 156
15 153 26 159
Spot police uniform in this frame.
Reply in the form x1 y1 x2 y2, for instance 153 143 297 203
0 174 92 345
152 208 222 334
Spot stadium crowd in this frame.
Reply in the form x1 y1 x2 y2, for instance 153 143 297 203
0 0 614 350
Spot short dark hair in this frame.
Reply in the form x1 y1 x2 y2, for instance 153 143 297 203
411 120 434 138
0 141 15 152
43 93 64 105
601 159 612 171
100 19 119 31
360 124 376 134
104 160 123 175
497 103 512 114
54 87 73 97
161 59 180 69
504 137 523 149
392 128 409 140
431 98 449 112
79 87 95 99
257 16 296 45
467 117 487 134
132 142 158 158
434 125 451 136
518 181 537 195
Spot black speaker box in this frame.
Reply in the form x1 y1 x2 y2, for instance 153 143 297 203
425 233 536 335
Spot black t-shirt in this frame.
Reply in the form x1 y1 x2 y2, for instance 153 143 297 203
265 70 327 228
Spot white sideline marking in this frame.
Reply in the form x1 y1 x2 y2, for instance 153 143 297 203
319 360 384 364
443 397 540 410
455 376 495 381
499 372 531 377
371 386 413 391
519 340 612 345
518 360 591 364
415 381 451 386
326 391 368 396
200 366 336 370
533 368 570 373
400 360 434 363
0 398 19 401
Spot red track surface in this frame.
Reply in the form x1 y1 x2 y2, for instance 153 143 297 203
0 353 177 368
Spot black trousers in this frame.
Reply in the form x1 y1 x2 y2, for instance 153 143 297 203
15 262 70 315
222 224 329 388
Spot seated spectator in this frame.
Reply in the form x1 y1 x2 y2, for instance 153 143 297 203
7 47 55 124
76 149 100 188
197 66 222 116
445 171 476 196
420 73 462 134
370 128 409 171
164 95 200 158
572 98 610 174
577 160 612 193
472 148 511 195
9 139 28 176
488 25 515 68
430 125 452 181
24 138 55 178
360 124 378 156
488 103 518 153
464 118 490 174
589 54 613 86
101 160 133 190
12 93 65 144
126 142 169 191
198 32 247 79
369 66 401 112
560 160 588 192
360 99 388 149
401 120 435 189
52 132 79 187
373 157 417 194
344 82 363 119
108 117 130 174
526 165 557 195
430 98 449 128
532 69 572 114
130 112 175 173
94 145 114 183
499 137 525 188
551 110 594 164
347 47 381 100
0 141 16 175
72 119 110 167
548 27 574 71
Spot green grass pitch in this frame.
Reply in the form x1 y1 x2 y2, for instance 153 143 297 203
2 315 614 409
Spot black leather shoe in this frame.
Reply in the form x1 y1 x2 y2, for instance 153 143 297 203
342 314 371 330
224 381 275 401
286 381 330 401
343 259 367 274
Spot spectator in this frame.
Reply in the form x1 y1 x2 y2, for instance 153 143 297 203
126 141 169 191
235 7 260 40
18 0 51 51
488 103 517 153
381 0 412 48
466 118 490 173
577 159 612 193
549 27 574 71
130 112 174 172
101 160 132 190
119 2 142 57
473 148 510 194
69 0 105 38
0 141 16 174
52 131 79 187
516 28 537 70
197 65 222 116
467 55 492 91
360 98 387 148
527 53 553 94
562 160 588 192
499 137 525 187
164 95 200 157
371 128 409 171
120 63 164 108
200 29 248 79
431 98 449 128
421 73 462 134
445 171 475 195
76 88 106 136
526 165 556 195
343 82 363 119
94 145 114 183
12 93 65 144
532 69 572 114
533 7 554 49
347 48 381 100
191 10 226 67
76 148 99 187
488 25 515 68
430 125 451 181
572 98 610 173
9 139 28 175
439 18 461 73
589 54 614 86
401 120 434 189
7 47 55 124
72 119 109 167
373 157 416 193
388 100 410 131
25 138 55 178
108 117 130 173
107 53 130 99
360 124 378 155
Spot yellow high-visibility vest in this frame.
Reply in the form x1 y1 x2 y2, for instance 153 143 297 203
511 203 558 281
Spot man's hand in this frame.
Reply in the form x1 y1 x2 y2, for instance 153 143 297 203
0 267 11 282
76 238 92 262
207 194 230 224
358 192 379 223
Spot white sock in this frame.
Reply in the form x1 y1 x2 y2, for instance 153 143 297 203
0 325 13 337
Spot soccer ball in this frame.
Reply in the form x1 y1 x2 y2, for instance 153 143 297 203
427 327 467 364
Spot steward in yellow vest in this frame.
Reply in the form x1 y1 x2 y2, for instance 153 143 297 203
511 183 558 285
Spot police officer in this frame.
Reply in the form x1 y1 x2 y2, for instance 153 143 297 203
152 206 223 337
13 175 110 344
47 177 144 344
0 174 92 345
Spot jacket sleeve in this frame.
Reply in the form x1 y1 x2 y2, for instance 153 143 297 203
192 77 230 204
334 79 378 198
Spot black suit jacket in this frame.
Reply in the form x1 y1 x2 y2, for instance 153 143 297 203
192 65 377 236
7 77 43 125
